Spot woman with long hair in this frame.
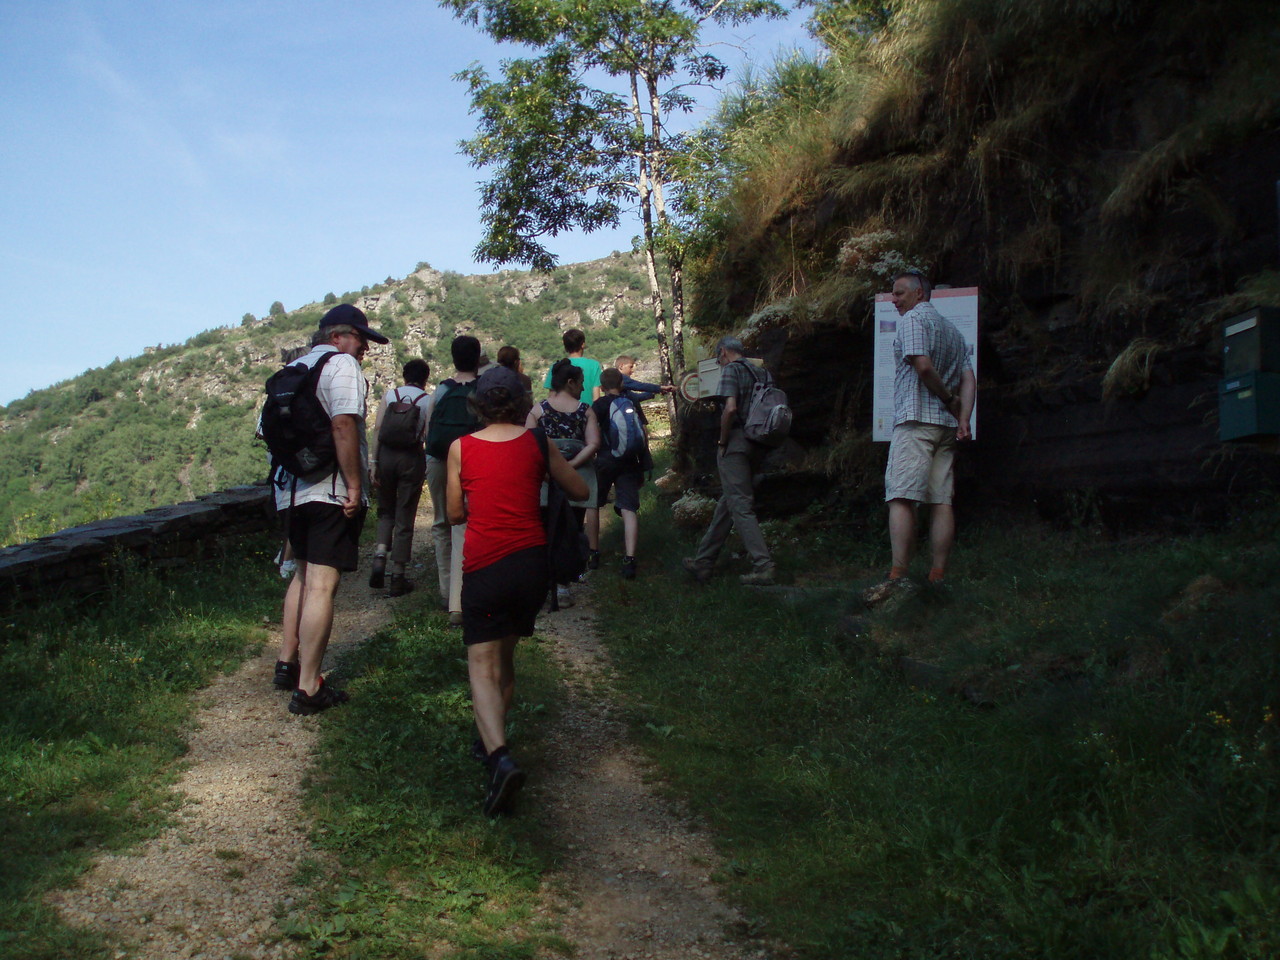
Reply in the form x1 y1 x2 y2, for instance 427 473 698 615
526 358 601 604
446 365 587 816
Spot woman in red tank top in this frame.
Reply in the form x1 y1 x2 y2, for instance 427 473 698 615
446 366 587 816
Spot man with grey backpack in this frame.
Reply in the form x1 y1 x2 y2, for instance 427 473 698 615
369 358 431 597
683 337 789 587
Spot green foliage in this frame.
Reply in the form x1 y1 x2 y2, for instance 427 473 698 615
0 538 285 960
268 301 285 317
323 292 337 305
0 257 654 544
687 0 1280 338
589 479 1280 958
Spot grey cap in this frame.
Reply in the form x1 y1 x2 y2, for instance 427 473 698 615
475 364 524 400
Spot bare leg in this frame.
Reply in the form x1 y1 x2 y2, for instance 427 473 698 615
296 562 342 696
928 503 956 576
277 560 307 664
621 509 638 556
586 507 600 551
888 498 919 574
469 637 519 753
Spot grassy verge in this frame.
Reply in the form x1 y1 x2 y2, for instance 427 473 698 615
587 474 1280 959
287 601 569 959
1 538 287 960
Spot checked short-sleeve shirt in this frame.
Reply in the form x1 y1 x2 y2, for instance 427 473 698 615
893 302 971 428
720 360 757 427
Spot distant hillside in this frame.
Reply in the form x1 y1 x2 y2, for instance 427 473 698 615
0 253 656 545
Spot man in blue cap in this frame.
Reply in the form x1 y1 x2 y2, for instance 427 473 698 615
272 303 390 715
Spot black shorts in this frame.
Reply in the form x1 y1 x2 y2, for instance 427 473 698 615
285 501 367 572
596 457 643 513
461 545 549 645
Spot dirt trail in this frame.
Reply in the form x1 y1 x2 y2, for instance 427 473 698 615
49 571 389 960
530 588 767 960
51 542 762 959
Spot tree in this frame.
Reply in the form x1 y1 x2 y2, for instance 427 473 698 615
323 292 338 305
443 0 784 393
268 301 285 317
241 313 256 327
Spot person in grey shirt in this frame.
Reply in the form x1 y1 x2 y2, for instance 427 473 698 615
682 336 775 586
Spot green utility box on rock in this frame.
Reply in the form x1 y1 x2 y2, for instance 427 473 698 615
1219 308 1280 442
1220 372 1280 441
1223 307 1280 377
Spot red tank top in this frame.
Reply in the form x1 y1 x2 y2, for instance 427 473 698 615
459 430 547 573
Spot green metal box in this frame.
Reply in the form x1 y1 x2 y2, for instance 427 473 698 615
1223 307 1280 376
1219 371 1280 441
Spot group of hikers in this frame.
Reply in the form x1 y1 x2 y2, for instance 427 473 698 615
259 308 674 816
259 270 973 817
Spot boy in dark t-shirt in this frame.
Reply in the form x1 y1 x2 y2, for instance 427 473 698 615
591 367 649 579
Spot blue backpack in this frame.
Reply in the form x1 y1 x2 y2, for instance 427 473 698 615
604 395 647 459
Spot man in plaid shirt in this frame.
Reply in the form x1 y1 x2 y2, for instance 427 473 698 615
885 273 975 584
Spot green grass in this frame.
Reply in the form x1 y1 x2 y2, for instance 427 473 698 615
587 475 1280 959
0 538 287 960
287 601 569 959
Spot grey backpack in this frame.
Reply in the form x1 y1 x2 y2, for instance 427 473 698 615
738 361 792 447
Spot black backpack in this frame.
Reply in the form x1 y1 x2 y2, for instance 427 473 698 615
260 351 337 483
426 379 480 459
378 388 428 449
532 428 589 609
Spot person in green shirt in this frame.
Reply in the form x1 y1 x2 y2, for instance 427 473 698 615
543 328 603 400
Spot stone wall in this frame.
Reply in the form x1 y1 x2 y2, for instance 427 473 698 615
0 485 276 606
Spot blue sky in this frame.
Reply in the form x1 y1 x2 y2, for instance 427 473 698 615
0 0 811 405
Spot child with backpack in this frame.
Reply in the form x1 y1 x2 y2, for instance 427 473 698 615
591 367 653 579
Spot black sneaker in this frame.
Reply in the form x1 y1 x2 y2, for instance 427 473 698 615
273 660 299 690
288 678 350 716
621 557 636 580
369 555 387 589
587 550 600 570
482 752 526 817
471 738 488 763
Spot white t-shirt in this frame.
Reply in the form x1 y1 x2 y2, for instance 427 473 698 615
273 345 370 511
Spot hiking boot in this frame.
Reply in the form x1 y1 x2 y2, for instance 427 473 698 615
272 659 299 691
482 751 526 817
587 549 600 570
556 585 575 608
471 738 488 764
369 554 387 589
740 565 776 587
387 575 414 597
681 557 711 583
288 678 350 716
620 556 636 580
